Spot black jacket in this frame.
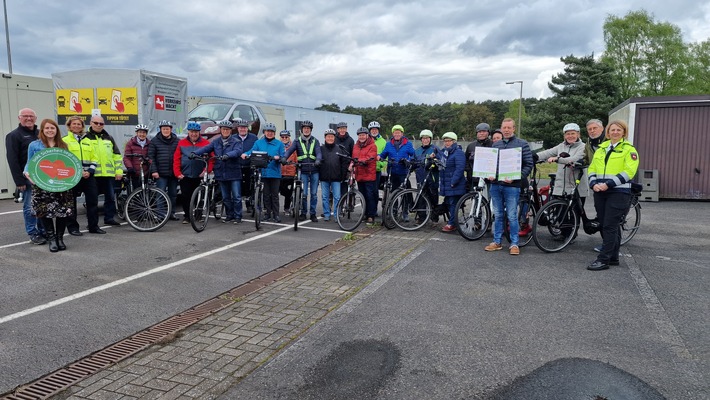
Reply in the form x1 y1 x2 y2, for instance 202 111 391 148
148 132 179 177
5 123 39 186
335 133 354 156
319 143 348 182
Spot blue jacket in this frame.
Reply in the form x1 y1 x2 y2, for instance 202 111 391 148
379 137 415 176
438 144 466 196
414 144 439 185
246 138 285 178
235 133 258 167
491 134 533 187
194 135 243 181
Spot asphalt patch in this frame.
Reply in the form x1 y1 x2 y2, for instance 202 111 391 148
297 339 401 399
482 357 666 400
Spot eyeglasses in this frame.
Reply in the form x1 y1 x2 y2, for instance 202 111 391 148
92 122 105 126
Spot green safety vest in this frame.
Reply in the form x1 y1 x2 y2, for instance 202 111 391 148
297 137 316 161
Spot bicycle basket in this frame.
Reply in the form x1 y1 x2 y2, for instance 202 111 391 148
250 151 269 168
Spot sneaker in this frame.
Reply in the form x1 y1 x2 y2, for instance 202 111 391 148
274 216 282 223
30 234 47 245
484 242 503 251
519 224 532 237
223 217 234 223
310 214 318 223
441 225 456 232
104 219 121 226
169 214 179 221
299 214 307 221
234 218 242 224
593 245 602 252
182 217 189 224
366 217 374 223
509 245 520 255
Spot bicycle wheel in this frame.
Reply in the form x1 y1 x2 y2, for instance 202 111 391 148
189 185 210 232
389 189 430 231
212 187 223 221
382 188 397 230
517 205 536 247
532 201 578 253
254 183 262 230
336 190 366 231
620 199 641 245
455 192 491 241
293 184 302 231
125 187 171 232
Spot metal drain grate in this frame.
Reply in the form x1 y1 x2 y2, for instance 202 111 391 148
2 239 353 400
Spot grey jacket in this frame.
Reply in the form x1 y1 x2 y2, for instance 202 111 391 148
536 139 589 197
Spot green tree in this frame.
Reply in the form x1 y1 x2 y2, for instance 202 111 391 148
457 102 495 140
315 103 341 112
602 9 688 98
686 40 710 94
504 99 529 136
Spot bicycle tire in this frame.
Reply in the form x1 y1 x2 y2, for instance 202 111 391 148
389 188 431 231
254 183 262 230
382 187 397 230
293 184 301 231
620 198 641 245
532 200 578 253
455 192 491 241
336 190 366 231
212 187 223 220
505 204 536 247
115 191 127 220
125 187 171 232
189 185 210 232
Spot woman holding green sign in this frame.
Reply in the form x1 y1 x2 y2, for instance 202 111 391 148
23 119 77 252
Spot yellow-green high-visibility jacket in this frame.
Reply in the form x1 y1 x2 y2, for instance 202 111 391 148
88 129 123 177
588 139 639 191
64 133 98 175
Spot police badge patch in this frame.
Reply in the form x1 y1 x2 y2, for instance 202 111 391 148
631 152 638 160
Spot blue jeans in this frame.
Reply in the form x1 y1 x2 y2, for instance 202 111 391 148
490 183 520 245
359 181 378 218
219 180 242 219
96 177 117 222
320 181 341 220
301 172 319 216
22 185 42 236
156 176 178 216
445 195 462 227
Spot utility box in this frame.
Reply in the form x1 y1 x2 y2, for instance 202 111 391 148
638 169 659 202
52 69 188 153
0 74 55 200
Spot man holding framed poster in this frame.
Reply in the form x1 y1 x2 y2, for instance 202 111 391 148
483 118 533 255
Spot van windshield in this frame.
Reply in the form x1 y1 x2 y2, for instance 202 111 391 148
188 104 232 121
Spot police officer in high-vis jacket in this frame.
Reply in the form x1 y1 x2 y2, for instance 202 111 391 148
587 120 639 271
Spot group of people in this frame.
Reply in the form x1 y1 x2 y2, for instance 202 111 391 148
7 107 638 270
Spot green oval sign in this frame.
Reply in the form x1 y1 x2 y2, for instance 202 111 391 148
27 148 82 192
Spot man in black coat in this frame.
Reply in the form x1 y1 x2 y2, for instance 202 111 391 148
149 120 179 220
5 108 45 244
319 129 348 221
335 121 354 196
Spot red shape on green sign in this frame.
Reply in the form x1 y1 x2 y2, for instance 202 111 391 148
38 159 76 180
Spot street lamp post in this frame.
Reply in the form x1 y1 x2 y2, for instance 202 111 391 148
3 0 12 74
506 80 523 137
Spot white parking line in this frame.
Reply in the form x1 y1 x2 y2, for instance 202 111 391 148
0 210 23 216
0 225 292 325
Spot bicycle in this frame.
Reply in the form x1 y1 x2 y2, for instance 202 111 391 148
387 158 444 231
188 155 224 232
532 163 642 253
123 154 172 232
454 176 492 241
248 151 272 230
503 160 547 247
283 161 304 231
380 158 414 229
335 153 367 231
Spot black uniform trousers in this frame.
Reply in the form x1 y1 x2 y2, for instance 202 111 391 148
594 190 631 264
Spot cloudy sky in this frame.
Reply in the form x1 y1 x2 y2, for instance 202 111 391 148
5 1 709 109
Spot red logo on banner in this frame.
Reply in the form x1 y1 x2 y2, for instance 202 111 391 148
39 159 76 180
155 95 165 110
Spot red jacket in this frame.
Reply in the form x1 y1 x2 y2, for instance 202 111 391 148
123 136 151 176
352 136 377 182
173 137 213 178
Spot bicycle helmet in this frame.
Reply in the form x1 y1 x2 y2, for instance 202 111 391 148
186 122 201 131
475 123 491 132
324 128 336 136
442 132 458 141
419 129 433 139
563 123 580 132
235 118 249 127
367 121 380 129
301 120 314 128
262 122 276 132
158 120 172 128
336 122 347 128
217 120 233 128
356 127 369 135
135 124 149 132
279 130 291 137
391 124 404 133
